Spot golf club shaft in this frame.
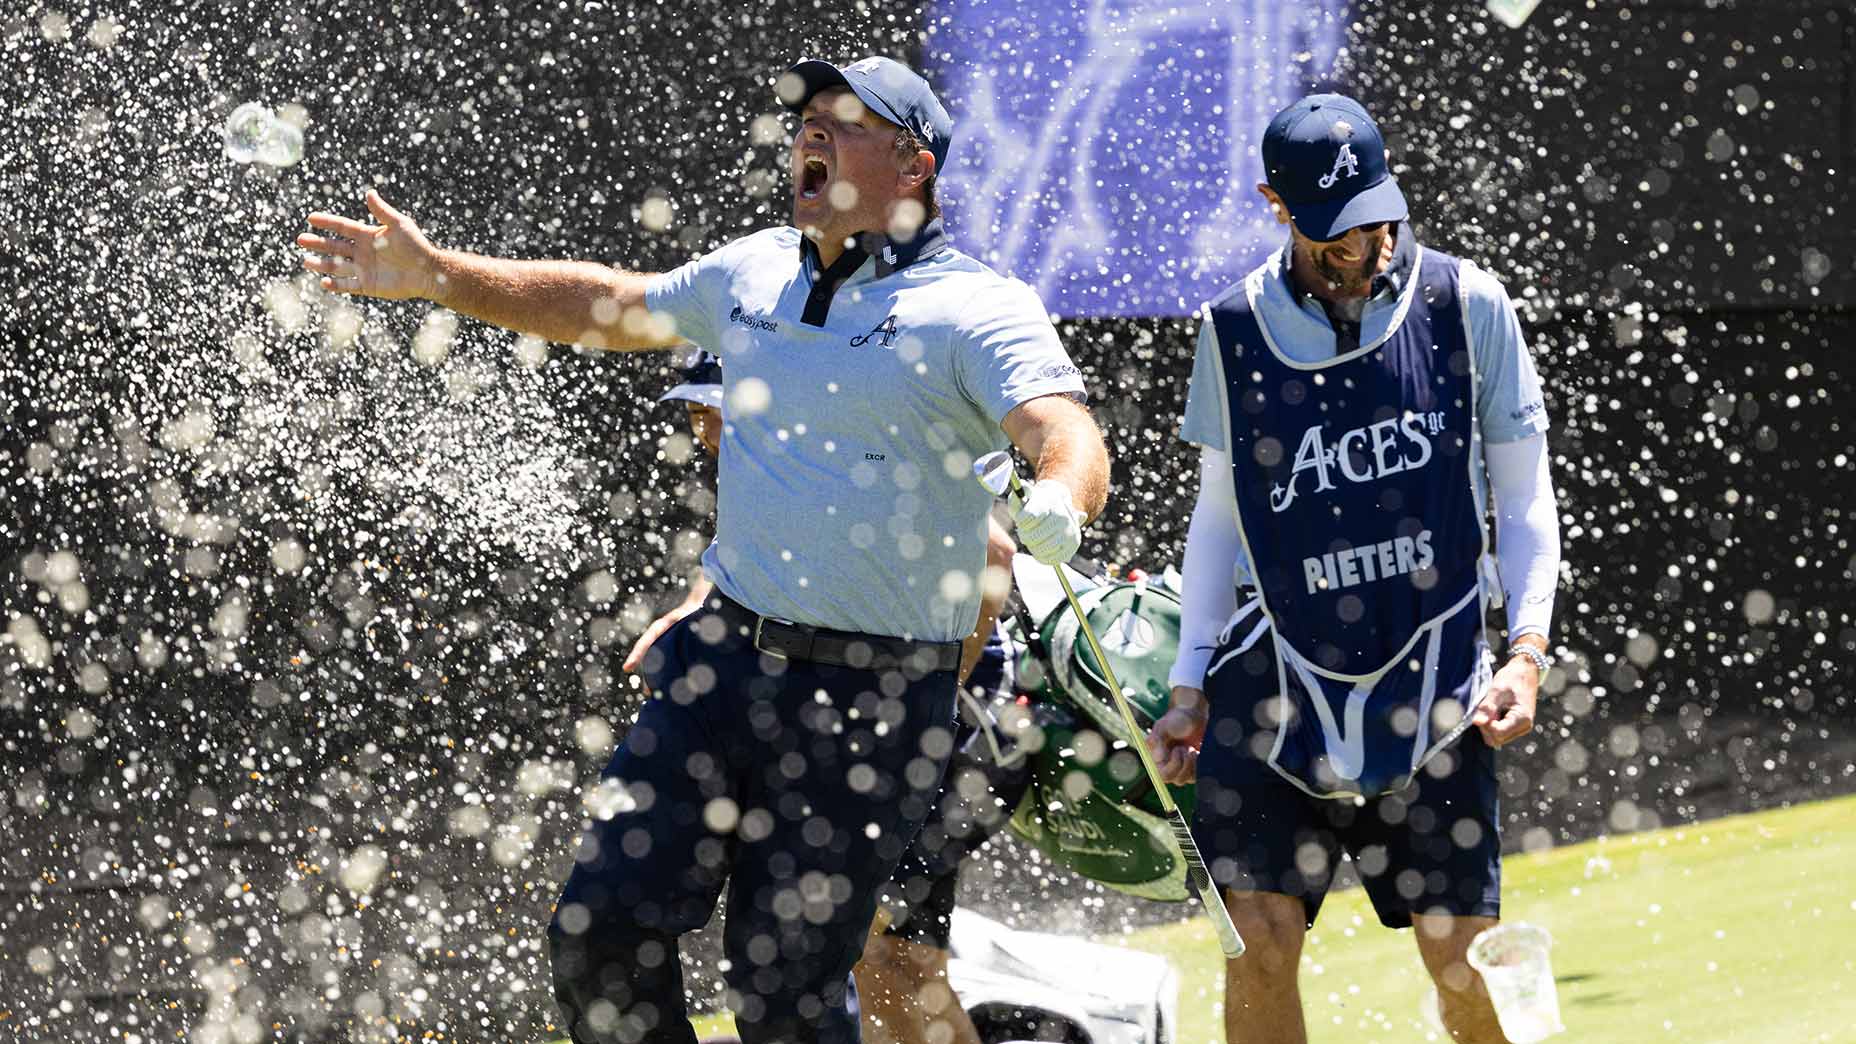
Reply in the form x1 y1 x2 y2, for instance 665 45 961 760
1038 525 1245 958
982 456 1245 958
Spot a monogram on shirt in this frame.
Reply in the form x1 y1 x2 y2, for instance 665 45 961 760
849 315 901 348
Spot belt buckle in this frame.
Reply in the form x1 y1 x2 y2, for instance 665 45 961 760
752 617 780 659
753 616 808 660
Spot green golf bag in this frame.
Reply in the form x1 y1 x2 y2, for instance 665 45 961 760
1003 566 1198 902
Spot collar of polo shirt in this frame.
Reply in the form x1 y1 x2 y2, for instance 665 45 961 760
797 217 950 327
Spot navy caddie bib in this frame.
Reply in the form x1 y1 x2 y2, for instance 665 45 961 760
1208 247 1492 799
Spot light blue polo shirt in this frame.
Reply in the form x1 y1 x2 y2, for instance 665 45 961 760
645 221 1086 643
1180 230 1549 587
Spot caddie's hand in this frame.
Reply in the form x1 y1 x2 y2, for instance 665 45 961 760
298 189 441 301
1011 479 1085 565
1473 655 1540 748
621 601 701 675
1147 686 1210 786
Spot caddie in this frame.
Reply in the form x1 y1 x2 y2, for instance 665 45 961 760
1148 93 1562 1044
297 54 1109 1044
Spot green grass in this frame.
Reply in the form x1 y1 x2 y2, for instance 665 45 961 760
546 1013 735 1042
550 795 1856 1043
1117 794 1856 1043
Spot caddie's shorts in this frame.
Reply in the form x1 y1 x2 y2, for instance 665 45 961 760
1190 613 1502 930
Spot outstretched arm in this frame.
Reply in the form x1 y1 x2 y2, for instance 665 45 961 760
297 190 683 351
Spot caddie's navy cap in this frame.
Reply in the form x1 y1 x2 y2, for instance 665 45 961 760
656 348 723 408
778 56 954 172
1261 93 1408 242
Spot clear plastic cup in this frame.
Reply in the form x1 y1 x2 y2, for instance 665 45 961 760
1467 922 1565 1043
1485 0 1543 28
257 119 304 167
1420 985 1446 1034
223 102 304 167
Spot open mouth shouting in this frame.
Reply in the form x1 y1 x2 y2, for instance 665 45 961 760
798 151 831 202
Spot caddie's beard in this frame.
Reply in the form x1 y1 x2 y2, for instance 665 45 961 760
1312 233 1384 293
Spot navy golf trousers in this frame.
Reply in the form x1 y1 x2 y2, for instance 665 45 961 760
549 600 958 1044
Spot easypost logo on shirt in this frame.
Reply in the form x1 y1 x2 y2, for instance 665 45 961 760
729 304 779 332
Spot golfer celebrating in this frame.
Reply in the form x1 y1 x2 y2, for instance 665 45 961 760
625 353 1031 1044
298 56 1108 1044
1148 94 1561 1044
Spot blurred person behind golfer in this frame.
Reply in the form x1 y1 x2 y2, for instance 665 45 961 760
657 347 725 457
298 55 1109 1044
1147 93 1562 1044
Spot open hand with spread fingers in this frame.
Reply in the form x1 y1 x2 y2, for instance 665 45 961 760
297 190 441 301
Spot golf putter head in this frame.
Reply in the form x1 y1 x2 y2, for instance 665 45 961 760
972 451 1020 498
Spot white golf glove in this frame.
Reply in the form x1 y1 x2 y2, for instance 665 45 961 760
1011 479 1085 565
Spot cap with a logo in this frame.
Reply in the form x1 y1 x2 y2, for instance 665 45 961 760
1261 94 1408 242
778 56 954 172
657 348 722 408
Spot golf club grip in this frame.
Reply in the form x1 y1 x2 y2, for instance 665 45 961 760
1170 807 1246 958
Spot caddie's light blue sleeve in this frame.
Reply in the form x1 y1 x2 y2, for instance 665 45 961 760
1178 320 1228 451
1487 434 1560 640
1460 261 1550 444
1168 446 1243 690
952 278 1087 426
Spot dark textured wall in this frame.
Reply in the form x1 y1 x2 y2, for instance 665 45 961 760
1349 0 1854 311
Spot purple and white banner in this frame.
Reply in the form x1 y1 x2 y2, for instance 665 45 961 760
929 0 1348 317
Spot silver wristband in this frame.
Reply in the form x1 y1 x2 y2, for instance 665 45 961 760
1509 644 1552 678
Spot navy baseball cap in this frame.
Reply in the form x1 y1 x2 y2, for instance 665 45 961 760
778 56 954 171
657 349 722 408
1261 94 1408 241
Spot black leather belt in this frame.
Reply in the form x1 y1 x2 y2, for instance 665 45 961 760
710 594 961 675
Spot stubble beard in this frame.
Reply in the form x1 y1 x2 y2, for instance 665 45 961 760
1313 233 1384 295
793 195 826 240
